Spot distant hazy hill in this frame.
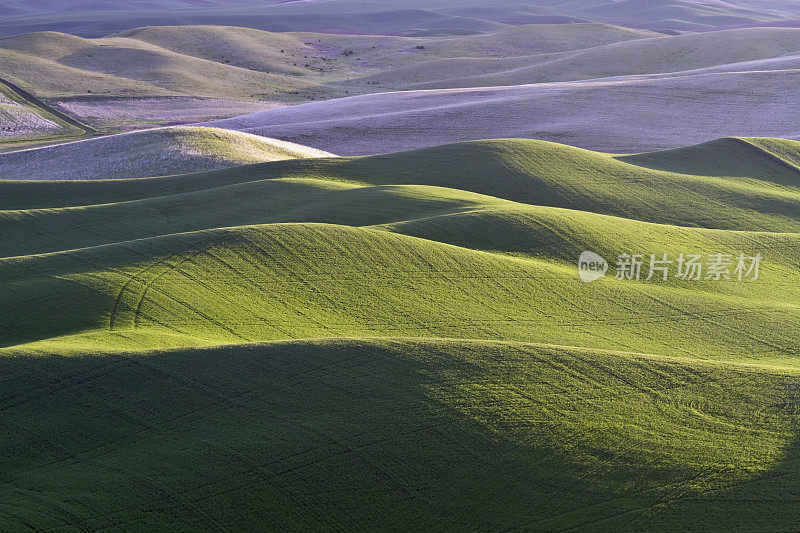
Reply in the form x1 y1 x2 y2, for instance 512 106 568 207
4 22 800 150
205 66 800 155
0 0 796 37
0 30 330 99
344 27 800 89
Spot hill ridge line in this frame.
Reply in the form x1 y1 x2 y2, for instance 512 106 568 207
0 220 552 265
8 334 800 374
733 136 800 178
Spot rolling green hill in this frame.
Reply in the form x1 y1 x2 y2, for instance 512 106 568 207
1 136 799 529
4 338 800 530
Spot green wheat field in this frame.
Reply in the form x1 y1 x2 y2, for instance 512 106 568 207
2 136 799 529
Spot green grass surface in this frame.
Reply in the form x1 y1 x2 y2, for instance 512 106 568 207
4 338 800 530
1 137 799 529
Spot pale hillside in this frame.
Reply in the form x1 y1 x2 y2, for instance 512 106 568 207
0 104 63 139
0 126 334 180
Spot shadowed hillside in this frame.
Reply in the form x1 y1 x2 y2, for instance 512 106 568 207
4 338 800 530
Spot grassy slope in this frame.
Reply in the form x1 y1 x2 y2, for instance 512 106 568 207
26 23 797 98
117 23 658 74
0 45 172 98
0 126 333 180
1 137 799 529
1 137 798 225
4 338 800 530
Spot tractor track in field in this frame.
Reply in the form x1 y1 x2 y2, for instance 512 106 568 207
0 75 98 136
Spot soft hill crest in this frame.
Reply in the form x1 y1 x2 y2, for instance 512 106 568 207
617 136 800 185
270 138 800 231
1 137 798 229
2 222 797 360
0 126 334 180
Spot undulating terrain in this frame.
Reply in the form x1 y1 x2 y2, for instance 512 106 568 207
2 135 800 529
0 21 659 136
4 18 800 152
2 1 800 531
